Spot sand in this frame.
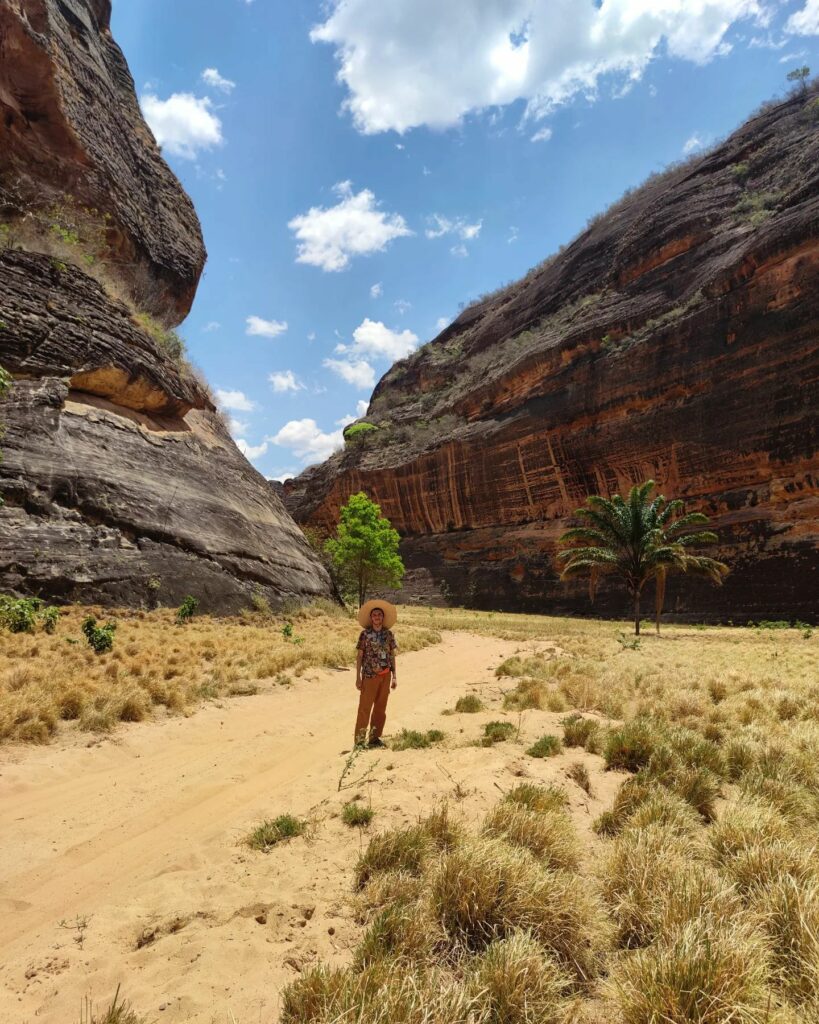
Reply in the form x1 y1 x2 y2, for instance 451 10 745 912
0 631 619 1023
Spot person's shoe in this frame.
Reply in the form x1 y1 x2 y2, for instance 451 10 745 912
368 736 386 749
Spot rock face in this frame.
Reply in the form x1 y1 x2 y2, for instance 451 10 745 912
0 0 332 611
286 93 819 622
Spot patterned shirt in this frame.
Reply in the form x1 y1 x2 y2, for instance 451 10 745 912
357 628 398 677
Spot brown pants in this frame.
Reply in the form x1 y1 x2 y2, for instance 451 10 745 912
354 671 391 744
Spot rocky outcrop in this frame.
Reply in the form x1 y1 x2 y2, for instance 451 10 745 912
286 93 819 622
0 0 202 321
0 0 332 611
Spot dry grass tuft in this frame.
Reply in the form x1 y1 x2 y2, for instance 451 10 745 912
467 931 571 1024
482 803 580 871
611 915 771 1024
430 836 607 981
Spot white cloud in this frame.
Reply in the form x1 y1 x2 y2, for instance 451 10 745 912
246 315 288 338
216 388 256 412
351 318 420 360
507 226 519 243
683 132 704 154
271 418 345 464
450 243 468 258
268 472 296 483
269 370 305 393
236 438 268 461
435 316 450 332
311 0 768 134
394 299 412 315
356 399 369 417
323 358 377 389
370 282 383 298
203 321 221 332
228 416 249 436
307 331 316 342
787 0 819 34
202 67 236 93
288 181 412 272
531 126 552 142
337 413 357 427
425 214 482 240
141 92 223 159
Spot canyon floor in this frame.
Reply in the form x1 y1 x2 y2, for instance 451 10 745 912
0 609 815 1024
0 627 615 1024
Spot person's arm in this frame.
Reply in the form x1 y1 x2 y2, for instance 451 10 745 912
390 634 398 689
356 649 363 690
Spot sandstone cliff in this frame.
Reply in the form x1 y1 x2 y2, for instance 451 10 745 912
286 93 819 621
0 0 332 611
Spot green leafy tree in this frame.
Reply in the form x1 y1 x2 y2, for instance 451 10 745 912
557 480 728 635
787 65 810 94
324 492 404 605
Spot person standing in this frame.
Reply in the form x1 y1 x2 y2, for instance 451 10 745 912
354 599 398 748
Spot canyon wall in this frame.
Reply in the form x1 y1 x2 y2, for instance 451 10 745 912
286 93 819 621
0 0 332 611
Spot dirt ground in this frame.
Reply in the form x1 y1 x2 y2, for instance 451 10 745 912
0 631 620 1024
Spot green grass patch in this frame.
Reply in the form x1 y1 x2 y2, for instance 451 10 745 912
454 694 483 713
342 801 375 828
390 728 445 751
527 734 562 758
246 813 305 851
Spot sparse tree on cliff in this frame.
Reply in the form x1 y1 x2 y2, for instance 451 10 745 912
787 65 810 95
324 492 405 606
557 480 728 635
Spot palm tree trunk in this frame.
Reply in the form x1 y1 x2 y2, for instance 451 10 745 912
655 569 667 636
634 592 641 636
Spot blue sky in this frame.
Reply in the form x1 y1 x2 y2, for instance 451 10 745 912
111 0 819 481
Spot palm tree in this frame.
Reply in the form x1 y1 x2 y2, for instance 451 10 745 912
556 480 728 635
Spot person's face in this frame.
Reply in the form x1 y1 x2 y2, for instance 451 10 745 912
370 609 384 629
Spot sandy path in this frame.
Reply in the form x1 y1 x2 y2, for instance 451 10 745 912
0 631 619 1024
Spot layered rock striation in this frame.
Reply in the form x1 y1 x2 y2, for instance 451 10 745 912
0 0 332 611
286 93 819 621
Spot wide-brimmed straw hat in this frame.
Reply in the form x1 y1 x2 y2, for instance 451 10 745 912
358 599 398 629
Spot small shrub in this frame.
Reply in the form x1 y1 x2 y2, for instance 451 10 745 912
81 616 116 654
482 720 516 746
343 422 379 445
41 605 60 634
246 814 305 851
390 728 445 751
250 589 271 615
343 801 375 828
176 595 198 624
0 595 43 633
454 694 483 713
527 734 562 758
